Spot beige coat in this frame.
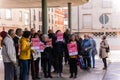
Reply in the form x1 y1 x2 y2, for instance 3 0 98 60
99 40 108 58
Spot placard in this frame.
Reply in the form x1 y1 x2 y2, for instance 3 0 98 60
67 42 78 56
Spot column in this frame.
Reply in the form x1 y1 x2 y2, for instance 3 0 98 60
68 3 72 32
42 0 48 34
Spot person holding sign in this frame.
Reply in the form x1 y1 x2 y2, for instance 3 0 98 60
19 31 35 80
54 30 65 78
67 34 78 79
31 33 41 80
41 34 53 78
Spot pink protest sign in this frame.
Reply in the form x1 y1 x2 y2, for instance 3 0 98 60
67 42 78 56
31 38 40 42
39 42 45 52
32 42 40 49
56 32 63 41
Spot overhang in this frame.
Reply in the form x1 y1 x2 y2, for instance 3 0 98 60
0 0 88 8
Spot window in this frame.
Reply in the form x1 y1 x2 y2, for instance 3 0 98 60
102 0 112 8
19 11 22 21
82 0 92 9
39 11 42 21
33 10 36 21
83 14 92 29
5 9 12 20
24 13 29 25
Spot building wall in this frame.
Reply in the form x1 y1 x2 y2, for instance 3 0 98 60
72 0 120 35
0 9 29 31
30 8 65 33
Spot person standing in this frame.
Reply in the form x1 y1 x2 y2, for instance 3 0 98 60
99 36 109 70
55 30 65 77
2 29 16 80
13 28 23 80
68 34 78 78
19 31 34 80
63 29 71 64
82 35 92 70
41 34 53 78
89 36 97 68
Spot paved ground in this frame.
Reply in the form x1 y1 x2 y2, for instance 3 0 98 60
0 50 106 80
103 51 120 80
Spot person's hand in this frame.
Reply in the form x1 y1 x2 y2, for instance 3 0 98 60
30 43 33 47
12 61 17 66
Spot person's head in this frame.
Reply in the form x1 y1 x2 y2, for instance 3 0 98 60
84 34 89 40
70 34 76 41
22 31 31 39
0 31 7 39
48 29 53 34
33 33 39 38
24 28 28 31
8 29 15 38
65 28 70 34
42 34 49 42
102 35 106 40
31 28 35 35
37 30 42 35
16 28 23 37
56 30 61 35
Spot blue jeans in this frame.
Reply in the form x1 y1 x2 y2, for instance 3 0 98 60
20 60 28 80
4 62 14 80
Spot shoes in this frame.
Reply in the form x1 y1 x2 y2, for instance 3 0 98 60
36 76 40 79
48 75 53 78
103 67 107 70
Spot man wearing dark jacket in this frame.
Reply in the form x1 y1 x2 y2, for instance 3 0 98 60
13 28 23 80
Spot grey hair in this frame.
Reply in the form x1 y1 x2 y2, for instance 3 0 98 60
42 34 48 38
8 29 14 35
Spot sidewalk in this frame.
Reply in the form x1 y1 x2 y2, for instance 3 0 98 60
0 56 106 80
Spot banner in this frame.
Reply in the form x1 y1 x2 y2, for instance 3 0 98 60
31 38 40 43
67 42 78 56
39 42 45 52
56 32 63 41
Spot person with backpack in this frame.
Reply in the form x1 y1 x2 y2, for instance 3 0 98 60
99 35 109 70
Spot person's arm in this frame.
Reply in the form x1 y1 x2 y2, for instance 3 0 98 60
101 40 108 48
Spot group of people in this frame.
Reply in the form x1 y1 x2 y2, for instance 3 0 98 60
1 28 109 80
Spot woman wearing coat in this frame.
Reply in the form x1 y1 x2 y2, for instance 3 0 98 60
99 36 109 70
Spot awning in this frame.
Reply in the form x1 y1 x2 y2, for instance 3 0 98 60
0 0 88 8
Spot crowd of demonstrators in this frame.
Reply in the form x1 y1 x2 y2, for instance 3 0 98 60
0 28 111 80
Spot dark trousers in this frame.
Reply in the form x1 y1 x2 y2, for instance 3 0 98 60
91 53 95 67
69 58 78 76
56 54 63 73
41 58 52 77
31 58 40 78
83 56 91 68
64 46 69 63
102 58 107 68
4 62 14 80
20 60 28 80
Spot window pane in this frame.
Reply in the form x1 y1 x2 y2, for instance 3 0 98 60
103 0 112 8
83 14 92 29
25 13 29 25
6 9 12 20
